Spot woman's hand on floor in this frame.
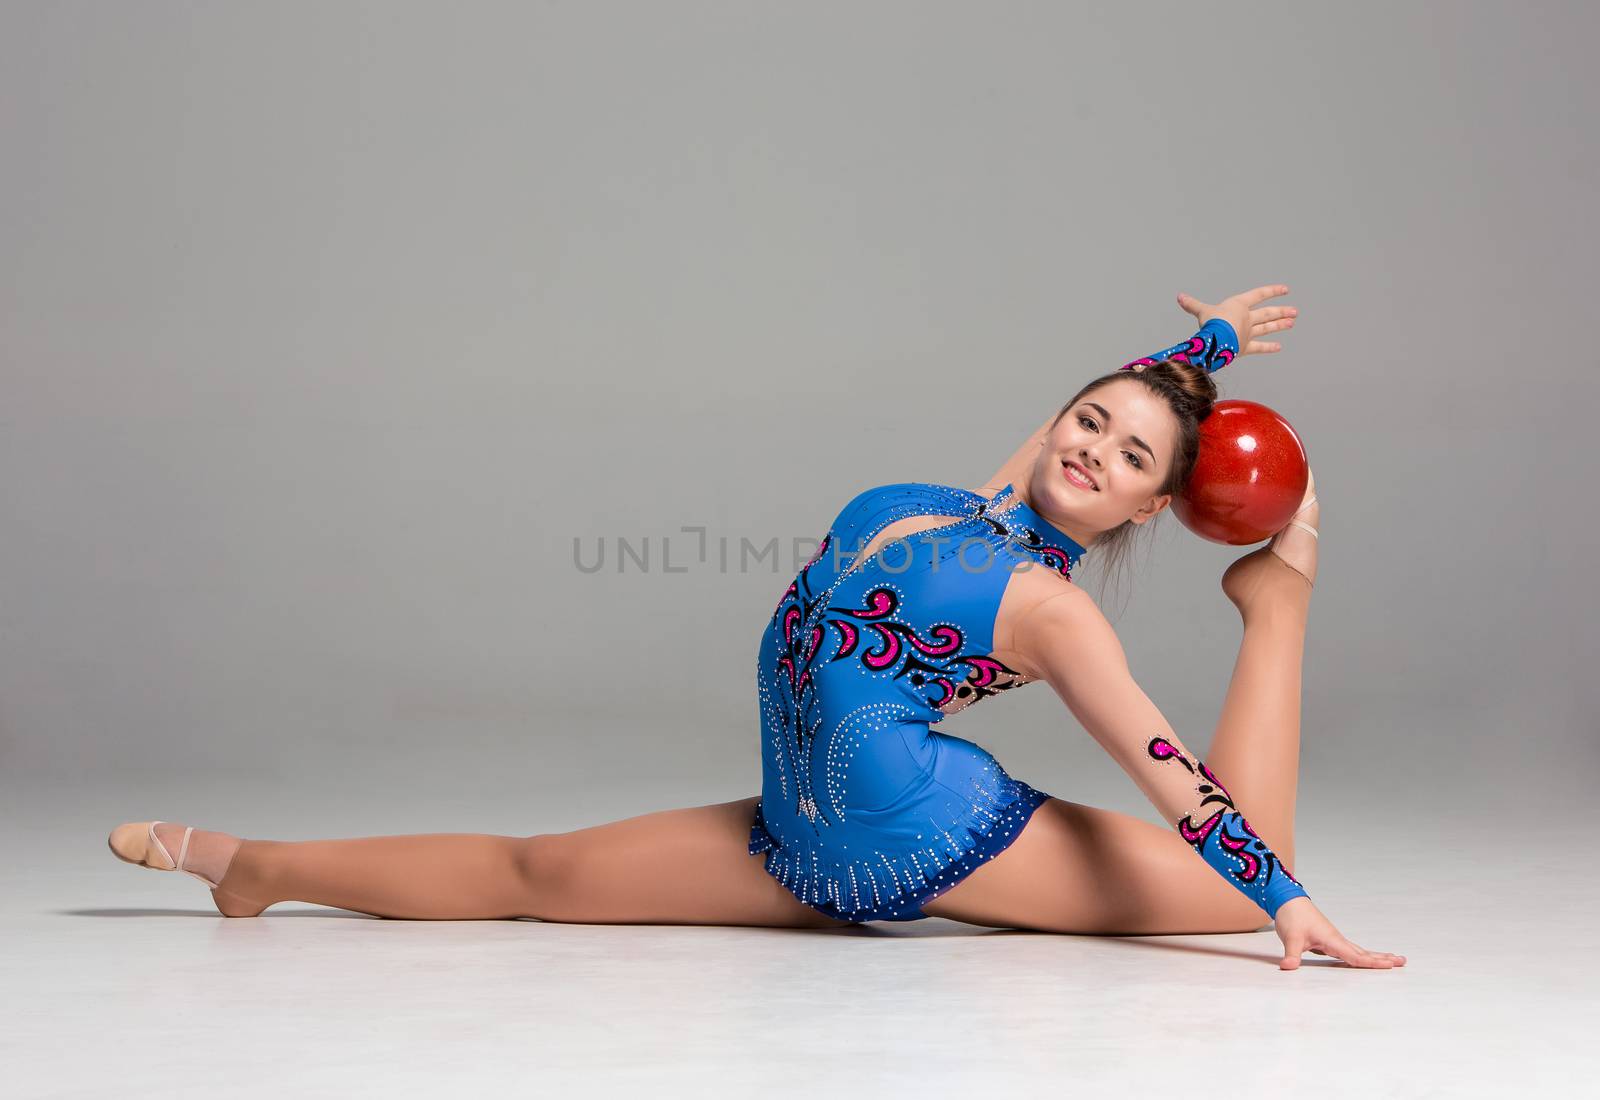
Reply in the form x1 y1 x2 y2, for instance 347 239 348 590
1272 896 1407 970
1175 285 1298 356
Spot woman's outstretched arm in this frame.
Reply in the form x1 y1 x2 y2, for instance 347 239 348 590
1010 581 1406 970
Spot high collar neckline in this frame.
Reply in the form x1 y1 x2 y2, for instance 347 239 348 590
979 484 1089 578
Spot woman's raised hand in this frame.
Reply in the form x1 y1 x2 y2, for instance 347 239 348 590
1271 896 1408 971
1176 285 1298 356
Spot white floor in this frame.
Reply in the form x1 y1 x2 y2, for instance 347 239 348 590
4 777 1595 1099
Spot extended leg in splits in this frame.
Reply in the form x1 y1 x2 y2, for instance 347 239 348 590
110 797 852 928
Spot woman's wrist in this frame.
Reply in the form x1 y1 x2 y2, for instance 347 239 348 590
1273 894 1314 919
1200 315 1240 352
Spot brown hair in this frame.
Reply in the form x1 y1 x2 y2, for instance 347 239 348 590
1052 359 1217 608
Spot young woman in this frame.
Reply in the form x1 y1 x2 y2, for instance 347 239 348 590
109 284 1405 972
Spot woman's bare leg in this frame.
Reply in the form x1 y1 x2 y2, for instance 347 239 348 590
922 476 1320 935
522 797 850 927
1204 468 1319 870
135 798 850 929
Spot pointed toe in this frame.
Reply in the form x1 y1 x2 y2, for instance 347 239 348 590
108 821 169 868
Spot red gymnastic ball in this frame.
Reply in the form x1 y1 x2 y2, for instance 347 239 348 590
1171 400 1310 545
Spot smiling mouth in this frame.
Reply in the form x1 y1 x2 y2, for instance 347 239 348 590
1061 459 1099 491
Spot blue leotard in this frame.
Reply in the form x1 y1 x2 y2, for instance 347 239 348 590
748 318 1310 922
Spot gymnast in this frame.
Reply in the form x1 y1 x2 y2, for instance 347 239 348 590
109 283 1406 971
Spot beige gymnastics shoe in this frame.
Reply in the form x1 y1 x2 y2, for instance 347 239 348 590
1266 468 1319 588
107 820 221 889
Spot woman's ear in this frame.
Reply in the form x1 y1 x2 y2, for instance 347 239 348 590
1129 493 1173 526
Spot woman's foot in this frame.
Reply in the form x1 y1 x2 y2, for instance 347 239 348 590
1266 468 1319 587
108 821 242 893
1221 469 1319 614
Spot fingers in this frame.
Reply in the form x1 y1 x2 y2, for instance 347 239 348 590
1325 935 1406 969
1250 305 1298 324
1242 340 1282 355
1241 283 1290 305
1183 288 1291 312
1281 937 1407 971
1250 316 1296 336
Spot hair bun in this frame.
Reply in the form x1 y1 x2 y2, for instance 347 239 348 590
1138 358 1217 422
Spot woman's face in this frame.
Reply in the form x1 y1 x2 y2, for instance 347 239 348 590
1024 377 1181 546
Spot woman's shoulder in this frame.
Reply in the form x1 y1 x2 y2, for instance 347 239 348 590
997 566 1112 679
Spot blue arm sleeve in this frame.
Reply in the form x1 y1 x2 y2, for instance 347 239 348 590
1120 317 1240 374
1147 737 1309 918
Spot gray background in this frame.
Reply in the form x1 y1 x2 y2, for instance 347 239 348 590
3 2 1596 1096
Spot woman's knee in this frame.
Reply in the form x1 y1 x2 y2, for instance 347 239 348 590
508 834 573 915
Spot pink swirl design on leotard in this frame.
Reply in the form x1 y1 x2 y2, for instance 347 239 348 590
1234 815 1302 886
775 625 825 707
821 590 1023 714
1179 809 1222 845
1218 827 1261 882
1147 737 1195 773
1031 545 1073 578
905 623 962 657
939 654 1028 712
838 588 897 620
1198 759 1232 801
862 625 903 670
830 588 958 665
772 578 798 615
782 605 802 644
965 656 1008 688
